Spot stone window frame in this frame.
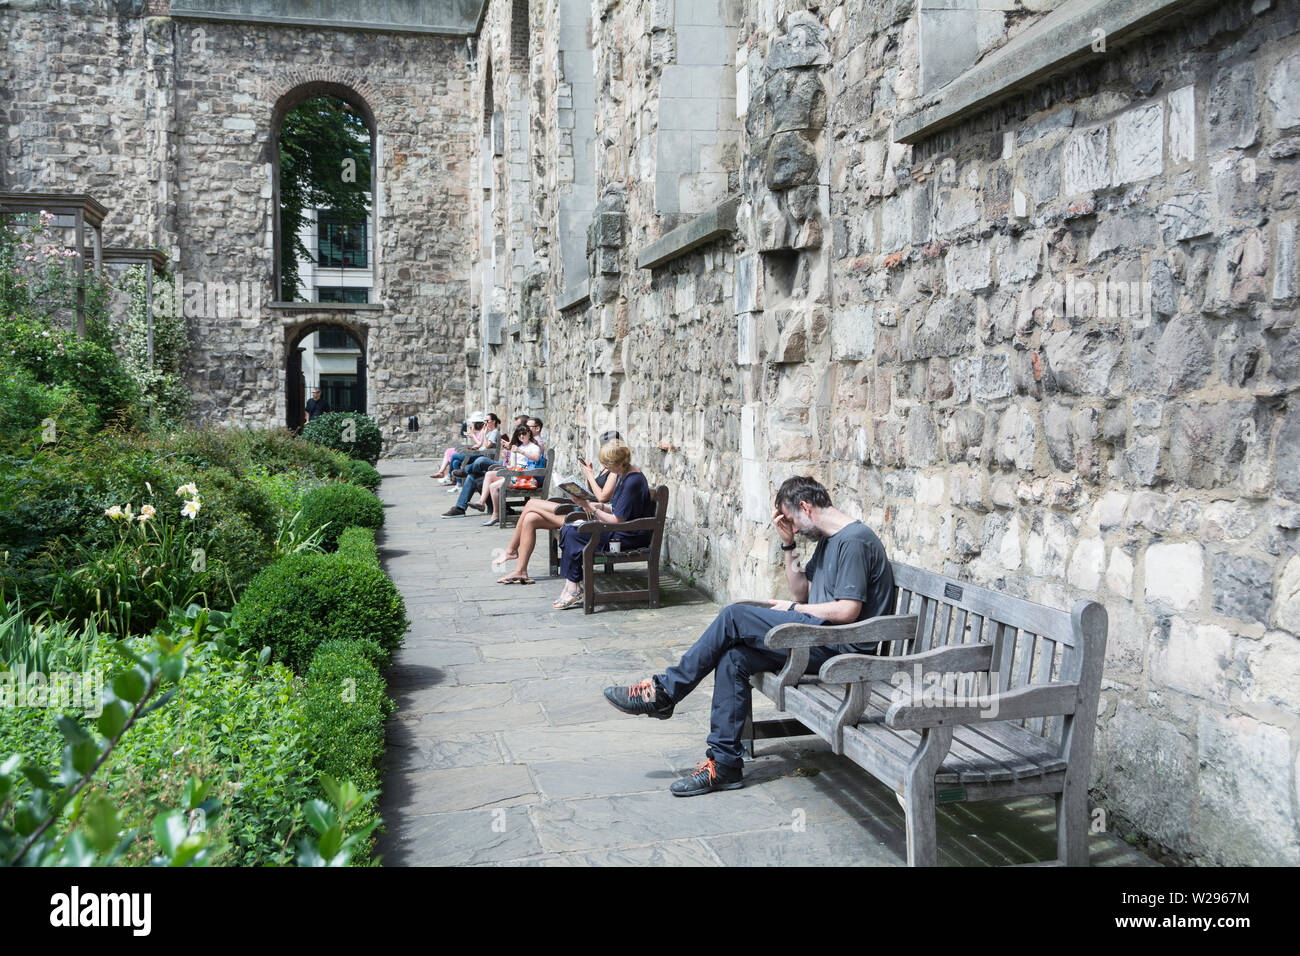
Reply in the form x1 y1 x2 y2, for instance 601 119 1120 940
898 0 1211 145
652 0 743 221
268 79 380 310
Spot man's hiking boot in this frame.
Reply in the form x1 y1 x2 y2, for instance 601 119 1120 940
603 678 674 719
441 507 466 517
669 757 743 797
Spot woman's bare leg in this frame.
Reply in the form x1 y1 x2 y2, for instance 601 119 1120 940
511 510 565 576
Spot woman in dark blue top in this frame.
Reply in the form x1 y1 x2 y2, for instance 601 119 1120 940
553 440 653 609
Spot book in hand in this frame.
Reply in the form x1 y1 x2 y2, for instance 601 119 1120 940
557 479 590 501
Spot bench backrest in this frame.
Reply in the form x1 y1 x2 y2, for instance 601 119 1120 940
887 562 1107 764
647 484 669 555
537 446 556 497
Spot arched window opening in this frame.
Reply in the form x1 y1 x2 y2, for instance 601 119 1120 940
273 88 375 303
286 322 366 431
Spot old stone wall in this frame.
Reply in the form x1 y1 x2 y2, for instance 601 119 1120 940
2 1 474 454
470 0 1300 865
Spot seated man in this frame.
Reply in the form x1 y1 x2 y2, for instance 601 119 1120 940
440 454 500 517
603 475 895 796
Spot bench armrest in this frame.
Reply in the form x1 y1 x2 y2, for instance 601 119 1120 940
818 641 994 684
764 613 918 650
884 682 1079 730
571 517 659 537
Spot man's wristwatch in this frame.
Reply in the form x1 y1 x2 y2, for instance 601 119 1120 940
787 601 797 613
780 541 797 551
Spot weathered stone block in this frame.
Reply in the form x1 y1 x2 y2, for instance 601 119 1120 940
1096 702 1195 850
1168 84 1197 163
1167 401 1265 490
1062 126 1109 195
831 304 875 361
1207 60 1260 152
764 12 830 74
765 131 818 189
1113 103 1164 185
1145 541 1204 611
1042 329 1121 395
765 69 825 134
1211 552 1274 624
1195 710 1300 865
1268 51 1300 130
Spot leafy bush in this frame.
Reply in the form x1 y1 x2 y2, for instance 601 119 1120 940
0 357 96 456
231 552 407 673
298 482 383 550
300 411 382 464
335 526 379 565
116 266 190 425
302 638 393 864
344 458 382 490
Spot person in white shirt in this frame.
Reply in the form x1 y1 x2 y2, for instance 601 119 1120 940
479 424 542 526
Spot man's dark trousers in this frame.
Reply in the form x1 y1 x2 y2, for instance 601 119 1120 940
454 457 497 510
657 603 877 771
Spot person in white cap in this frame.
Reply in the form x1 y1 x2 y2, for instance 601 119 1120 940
430 410 489 481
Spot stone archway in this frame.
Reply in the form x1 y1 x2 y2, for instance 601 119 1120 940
285 319 368 432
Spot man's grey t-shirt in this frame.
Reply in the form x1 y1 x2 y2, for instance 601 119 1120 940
803 521 895 623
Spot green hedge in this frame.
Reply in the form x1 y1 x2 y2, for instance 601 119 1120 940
298 482 383 550
300 412 383 464
231 551 408 673
336 526 379 564
303 638 393 864
0 636 313 866
344 458 382 490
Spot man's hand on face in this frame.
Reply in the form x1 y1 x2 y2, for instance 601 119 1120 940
772 508 796 547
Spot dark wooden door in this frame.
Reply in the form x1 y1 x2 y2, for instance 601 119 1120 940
355 354 366 414
287 346 306 431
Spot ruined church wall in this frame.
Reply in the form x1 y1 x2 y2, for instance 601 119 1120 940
2 2 474 453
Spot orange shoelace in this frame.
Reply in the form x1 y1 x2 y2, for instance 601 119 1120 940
693 759 718 782
630 678 656 702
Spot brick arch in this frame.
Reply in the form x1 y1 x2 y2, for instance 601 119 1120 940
267 71 385 133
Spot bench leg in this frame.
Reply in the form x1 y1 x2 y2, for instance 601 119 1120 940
742 713 754 758
1056 779 1089 866
902 726 952 867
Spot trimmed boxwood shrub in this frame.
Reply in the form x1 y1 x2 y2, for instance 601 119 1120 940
231 551 408 673
298 482 383 550
300 411 382 464
303 637 394 864
336 526 379 564
344 458 382 490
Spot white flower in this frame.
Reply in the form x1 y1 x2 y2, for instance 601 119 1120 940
145 482 153 495
138 504 156 522
181 499 201 520
104 505 124 520
176 482 198 498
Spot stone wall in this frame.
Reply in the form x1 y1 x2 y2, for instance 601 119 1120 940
2 1 474 454
469 0 1300 865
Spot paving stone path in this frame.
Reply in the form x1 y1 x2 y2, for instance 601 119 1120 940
374 459 1158 867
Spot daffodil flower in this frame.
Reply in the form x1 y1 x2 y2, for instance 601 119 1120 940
104 505 124 520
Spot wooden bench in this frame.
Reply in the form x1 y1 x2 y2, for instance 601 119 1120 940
490 446 556 529
546 484 669 613
742 562 1107 867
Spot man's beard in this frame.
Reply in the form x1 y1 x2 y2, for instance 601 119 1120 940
799 525 824 541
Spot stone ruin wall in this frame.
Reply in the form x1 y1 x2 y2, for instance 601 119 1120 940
473 0 1300 864
2 2 474 455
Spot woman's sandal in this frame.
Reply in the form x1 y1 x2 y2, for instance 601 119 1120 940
497 575 535 585
552 592 583 610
